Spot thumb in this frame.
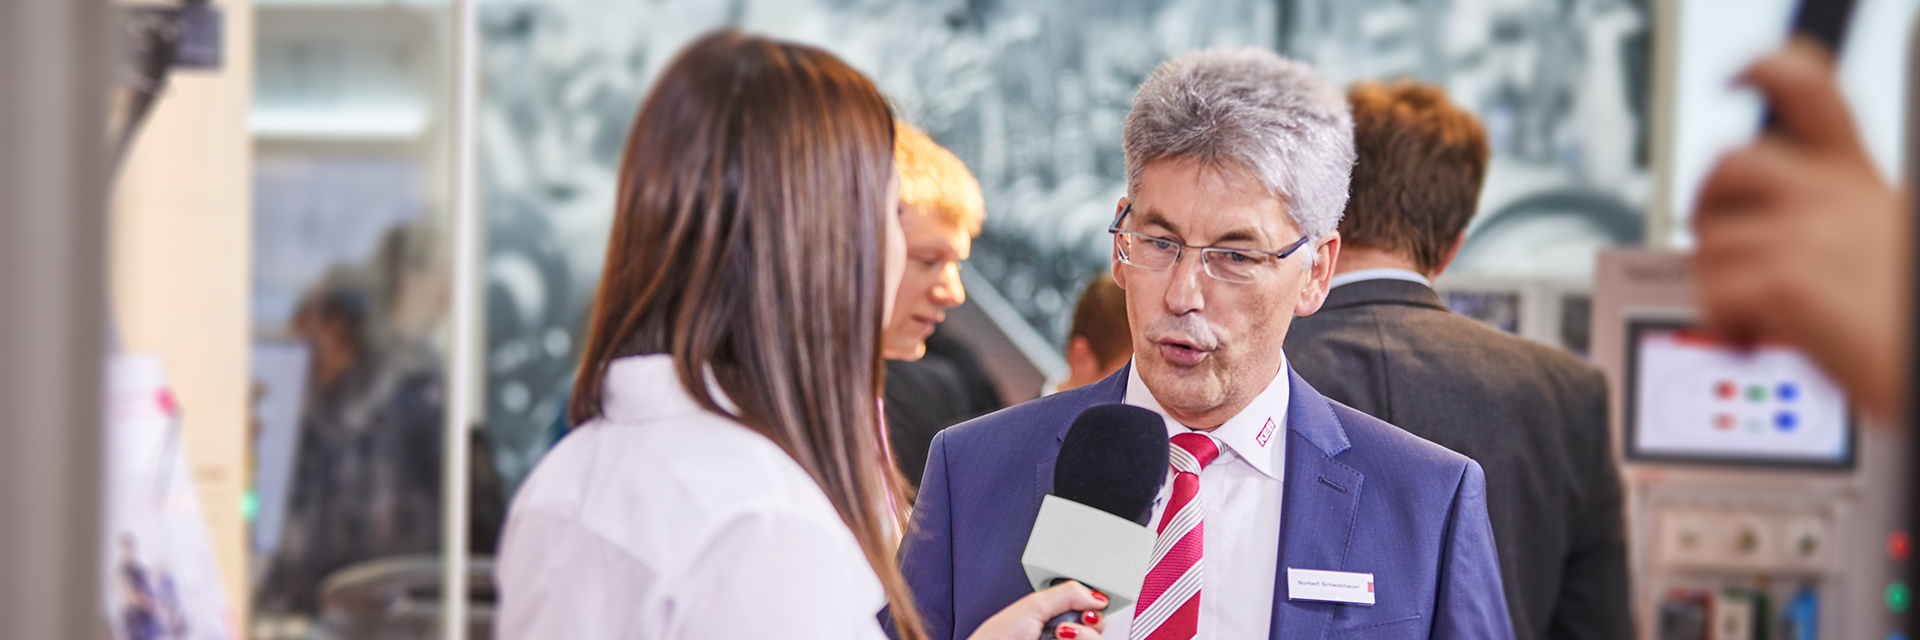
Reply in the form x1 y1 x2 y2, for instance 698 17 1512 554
1741 39 1869 161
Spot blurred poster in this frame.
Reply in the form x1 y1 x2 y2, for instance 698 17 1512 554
248 340 310 570
103 356 236 640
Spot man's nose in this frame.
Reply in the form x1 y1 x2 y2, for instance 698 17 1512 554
930 263 966 308
1164 251 1207 315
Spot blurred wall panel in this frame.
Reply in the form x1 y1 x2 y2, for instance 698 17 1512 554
474 0 1278 491
111 0 257 621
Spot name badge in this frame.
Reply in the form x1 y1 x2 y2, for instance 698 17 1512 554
1286 568 1376 606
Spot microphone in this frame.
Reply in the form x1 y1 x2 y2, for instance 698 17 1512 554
1021 403 1168 638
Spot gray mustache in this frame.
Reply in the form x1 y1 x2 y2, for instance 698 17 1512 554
1148 314 1222 351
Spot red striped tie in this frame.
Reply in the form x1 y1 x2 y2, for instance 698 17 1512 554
1131 432 1220 640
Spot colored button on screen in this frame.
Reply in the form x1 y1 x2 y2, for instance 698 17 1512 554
1892 531 1912 562
1888 581 1912 614
1777 382 1799 402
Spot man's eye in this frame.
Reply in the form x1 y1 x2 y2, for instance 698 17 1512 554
1224 251 1255 263
1150 238 1176 251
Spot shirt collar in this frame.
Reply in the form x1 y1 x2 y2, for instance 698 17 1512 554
1329 267 1433 290
1122 355 1289 480
602 354 741 421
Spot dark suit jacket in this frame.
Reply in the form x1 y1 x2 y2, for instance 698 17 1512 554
886 330 1004 490
1284 278 1629 640
895 363 1513 640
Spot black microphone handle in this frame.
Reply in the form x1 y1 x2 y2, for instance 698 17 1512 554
1036 578 1097 640
1037 610 1081 640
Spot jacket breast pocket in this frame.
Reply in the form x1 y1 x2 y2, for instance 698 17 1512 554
1327 613 1425 639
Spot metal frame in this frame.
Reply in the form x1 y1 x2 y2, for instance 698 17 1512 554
1644 0 1686 249
441 0 480 637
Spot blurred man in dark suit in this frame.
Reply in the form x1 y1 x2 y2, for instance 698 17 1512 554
882 122 1001 489
1283 81 1629 640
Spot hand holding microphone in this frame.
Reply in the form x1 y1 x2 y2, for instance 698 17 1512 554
967 580 1110 640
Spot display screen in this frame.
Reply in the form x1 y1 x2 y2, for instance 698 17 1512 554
1625 318 1853 468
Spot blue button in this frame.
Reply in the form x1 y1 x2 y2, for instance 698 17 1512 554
1778 382 1800 402
1776 411 1799 432
1886 632 1907 640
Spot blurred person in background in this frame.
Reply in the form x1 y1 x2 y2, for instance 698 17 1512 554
883 122 1002 490
1284 81 1628 640
1693 40 1911 424
900 48 1511 640
265 282 444 615
496 31 1106 640
1050 275 1131 393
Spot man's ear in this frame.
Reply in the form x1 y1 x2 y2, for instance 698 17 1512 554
1431 229 1468 279
1066 336 1099 380
1294 232 1341 317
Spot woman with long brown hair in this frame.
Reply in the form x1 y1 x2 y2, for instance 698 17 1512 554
495 32 1107 640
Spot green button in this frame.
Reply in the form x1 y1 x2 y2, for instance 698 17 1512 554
1888 581 1912 614
241 488 259 522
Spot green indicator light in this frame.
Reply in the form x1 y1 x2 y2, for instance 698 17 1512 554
1887 581 1912 614
1747 385 1768 402
241 488 259 523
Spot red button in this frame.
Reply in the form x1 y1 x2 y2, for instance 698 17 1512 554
1715 380 1737 400
1890 531 1912 561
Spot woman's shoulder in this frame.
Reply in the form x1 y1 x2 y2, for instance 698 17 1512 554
507 409 859 565
495 410 885 639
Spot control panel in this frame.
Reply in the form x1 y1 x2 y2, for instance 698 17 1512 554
1594 249 1910 640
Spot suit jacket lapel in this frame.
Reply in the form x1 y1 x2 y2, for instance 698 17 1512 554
1270 368 1364 639
1033 364 1133 498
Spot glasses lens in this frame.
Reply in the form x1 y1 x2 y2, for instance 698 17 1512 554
1120 232 1180 270
1203 249 1270 283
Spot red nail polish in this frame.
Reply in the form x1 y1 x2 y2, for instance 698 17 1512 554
1091 590 1109 605
1057 625 1079 639
1083 609 1102 625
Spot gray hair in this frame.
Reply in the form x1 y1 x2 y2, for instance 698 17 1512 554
1123 48 1356 257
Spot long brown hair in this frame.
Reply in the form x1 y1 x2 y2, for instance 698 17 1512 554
569 31 926 640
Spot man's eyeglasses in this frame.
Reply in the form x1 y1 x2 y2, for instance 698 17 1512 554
1106 204 1314 284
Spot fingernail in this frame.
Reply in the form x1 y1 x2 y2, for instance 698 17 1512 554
1057 625 1079 639
1091 590 1108 605
1083 609 1102 625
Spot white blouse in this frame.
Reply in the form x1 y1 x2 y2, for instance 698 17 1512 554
496 355 888 639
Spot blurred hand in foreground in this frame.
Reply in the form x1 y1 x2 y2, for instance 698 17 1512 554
1692 39 1911 422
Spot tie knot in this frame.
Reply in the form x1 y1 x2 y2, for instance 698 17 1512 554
1169 432 1219 474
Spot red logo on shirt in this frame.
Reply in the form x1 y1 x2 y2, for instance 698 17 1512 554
1256 418 1277 446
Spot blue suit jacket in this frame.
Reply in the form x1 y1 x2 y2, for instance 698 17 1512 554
896 365 1513 640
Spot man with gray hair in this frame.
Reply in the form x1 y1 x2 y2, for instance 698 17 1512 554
896 49 1512 640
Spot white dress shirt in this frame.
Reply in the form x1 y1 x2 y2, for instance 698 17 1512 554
497 355 887 640
1327 267 1433 290
1104 358 1291 639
